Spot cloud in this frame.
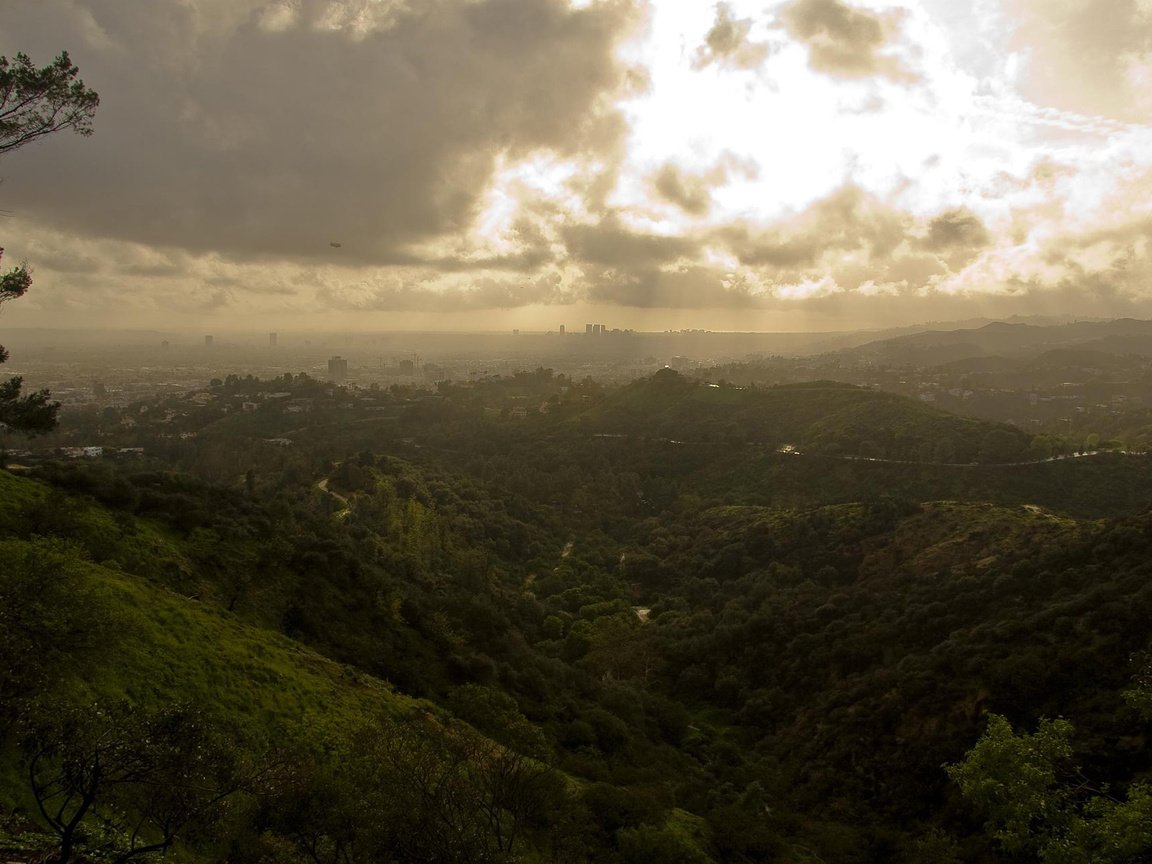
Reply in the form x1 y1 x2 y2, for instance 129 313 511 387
778 0 919 83
563 216 700 268
1004 0 1152 123
650 154 758 217
922 209 990 252
693 3 772 71
565 187 982 309
570 188 1010 310
652 164 713 215
0 0 640 265
717 185 909 270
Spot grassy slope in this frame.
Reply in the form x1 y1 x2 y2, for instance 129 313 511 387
0 469 424 839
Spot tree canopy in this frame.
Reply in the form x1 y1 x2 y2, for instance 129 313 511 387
0 51 99 156
0 50 98 437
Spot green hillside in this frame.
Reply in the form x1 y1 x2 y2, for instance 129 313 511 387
0 470 576 864
573 370 1031 463
7 371 1152 862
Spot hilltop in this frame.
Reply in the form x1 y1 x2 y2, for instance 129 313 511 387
844 318 1152 365
571 370 1031 464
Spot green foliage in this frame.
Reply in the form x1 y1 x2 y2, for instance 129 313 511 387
618 820 714 864
263 713 569 864
20 700 246 864
0 262 31 304
0 373 59 437
575 372 1029 463
948 714 1152 862
0 50 99 155
0 49 98 437
9 362 1152 860
947 714 1076 856
0 537 115 708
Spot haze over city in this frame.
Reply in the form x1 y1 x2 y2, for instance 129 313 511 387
4 0 1152 334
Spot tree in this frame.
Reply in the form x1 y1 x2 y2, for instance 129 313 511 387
0 51 99 155
0 537 114 710
0 50 98 436
0 252 58 435
948 713 1152 862
22 701 246 864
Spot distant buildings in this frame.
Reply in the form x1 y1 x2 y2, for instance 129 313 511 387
559 325 566 334
269 332 278 347
327 356 348 382
586 324 594 335
204 335 213 346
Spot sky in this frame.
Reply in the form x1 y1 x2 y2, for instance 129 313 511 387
4 0 1152 332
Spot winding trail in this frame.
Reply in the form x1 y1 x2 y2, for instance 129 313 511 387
316 478 352 519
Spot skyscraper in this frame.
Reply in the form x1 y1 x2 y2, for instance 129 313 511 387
269 332 278 347
328 356 348 382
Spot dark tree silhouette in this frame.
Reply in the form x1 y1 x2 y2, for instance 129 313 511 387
0 51 99 155
0 251 58 435
0 50 98 436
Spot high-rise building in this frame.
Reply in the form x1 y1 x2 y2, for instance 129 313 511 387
327 355 348 382
204 335 213 346
559 324 566 334
269 332 278 347
598 323 607 334
585 323 593 335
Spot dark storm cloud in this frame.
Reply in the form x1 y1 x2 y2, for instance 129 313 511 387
778 0 918 82
0 0 638 265
563 216 700 268
693 3 772 71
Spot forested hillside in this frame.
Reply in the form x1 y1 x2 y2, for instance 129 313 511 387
3 370 1152 862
